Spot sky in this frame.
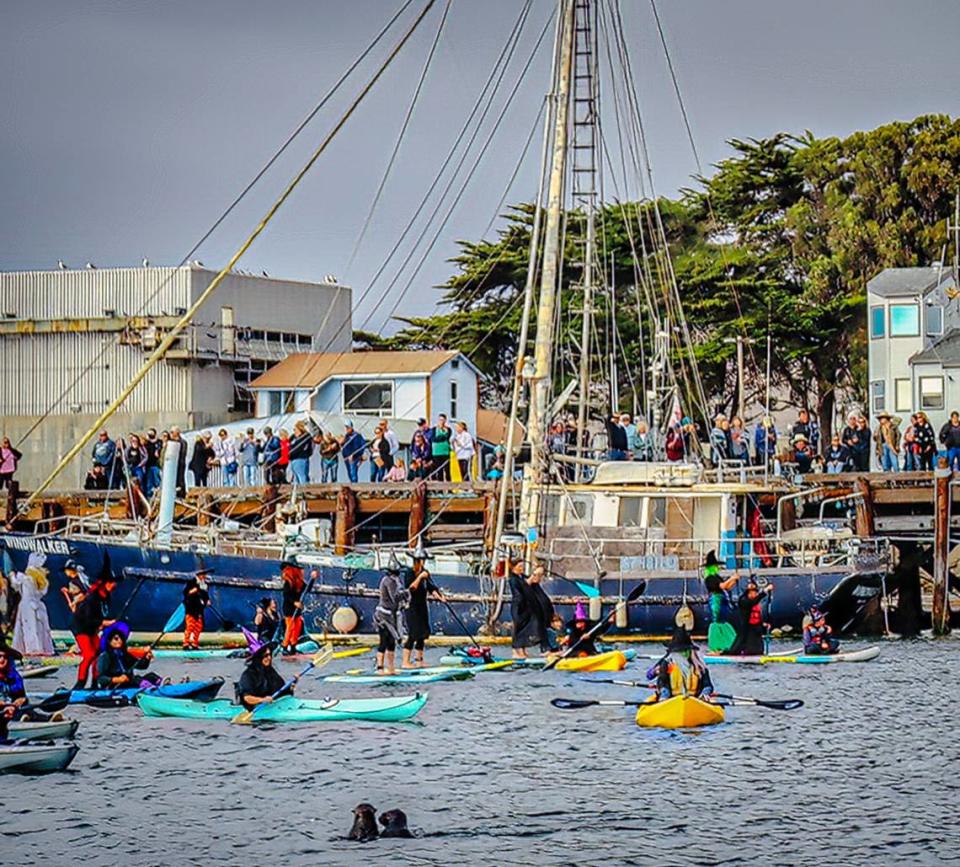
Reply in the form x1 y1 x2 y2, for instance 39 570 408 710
3 0 960 336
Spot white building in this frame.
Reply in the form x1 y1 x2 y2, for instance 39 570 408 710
867 265 959 433
0 264 351 487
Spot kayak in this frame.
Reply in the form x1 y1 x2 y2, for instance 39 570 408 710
554 650 629 672
704 646 880 665
138 692 428 723
440 649 637 668
20 665 60 679
345 661 513 677
0 743 79 774
635 695 726 729
324 669 473 685
37 678 225 706
8 718 80 740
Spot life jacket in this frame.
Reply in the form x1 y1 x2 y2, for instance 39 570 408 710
666 654 700 697
748 601 763 626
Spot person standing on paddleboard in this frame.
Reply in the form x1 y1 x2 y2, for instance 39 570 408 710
701 551 739 653
729 579 773 656
254 597 281 646
374 558 409 675
61 559 91 652
509 563 556 658
182 569 211 651
402 566 444 669
279 560 306 656
71 570 122 689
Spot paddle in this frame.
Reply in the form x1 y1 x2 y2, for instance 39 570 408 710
544 569 602 599
230 645 334 725
543 581 646 671
17 689 73 715
437 596 488 657
206 603 238 631
555 690 804 711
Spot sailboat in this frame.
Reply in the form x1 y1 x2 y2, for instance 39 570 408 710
0 0 886 639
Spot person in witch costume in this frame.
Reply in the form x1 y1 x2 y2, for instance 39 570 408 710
95 622 160 689
509 562 556 658
374 556 409 675
560 601 609 657
402 565 444 669
279 559 307 655
701 550 739 653
254 597 281 645
236 642 296 710
648 627 714 700
729 578 773 656
182 569 212 651
0 639 27 722
72 568 122 689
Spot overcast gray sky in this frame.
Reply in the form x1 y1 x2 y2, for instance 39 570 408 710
3 0 959 333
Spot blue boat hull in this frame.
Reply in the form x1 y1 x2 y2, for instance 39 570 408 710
0 532 881 636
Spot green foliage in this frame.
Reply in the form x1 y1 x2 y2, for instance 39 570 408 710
356 115 960 433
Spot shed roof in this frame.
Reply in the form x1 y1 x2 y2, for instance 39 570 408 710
867 267 948 298
249 350 466 390
910 328 960 365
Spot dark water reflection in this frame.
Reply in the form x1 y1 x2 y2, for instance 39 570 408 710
2 640 958 866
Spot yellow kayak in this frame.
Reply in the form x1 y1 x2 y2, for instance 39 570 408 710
635 695 726 729
554 650 628 672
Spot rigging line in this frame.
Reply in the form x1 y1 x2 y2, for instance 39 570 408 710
243 0 535 439
648 0 762 383
363 0 550 335
21 0 439 511
343 0 453 275
13 0 418 451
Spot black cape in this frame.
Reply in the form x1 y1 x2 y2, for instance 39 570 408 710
510 574 554 651
404 572 438 642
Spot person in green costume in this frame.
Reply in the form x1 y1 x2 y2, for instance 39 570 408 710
701 550 738 652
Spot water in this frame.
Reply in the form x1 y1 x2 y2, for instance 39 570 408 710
4 640 959 866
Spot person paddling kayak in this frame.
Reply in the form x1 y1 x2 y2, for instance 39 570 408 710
182 569 211 651
71 571 122 689
728 579 772 656
374 558 409 675
236 643 296 710
648 628 714 700
701 551 738 653
402 566 444 669
0 640 27 720
803 608 839 655
95 622 160 689
560 601 609 657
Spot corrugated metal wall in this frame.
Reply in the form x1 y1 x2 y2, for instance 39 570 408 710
0 267 191 319
0 334 190 415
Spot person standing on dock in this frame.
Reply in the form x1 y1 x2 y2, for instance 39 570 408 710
841 413 871 472
939 411 960 471
825 435 852 473
792 409 820 455
238 428 261 487
340 421 365 484
453 421 475 481
91 430 118 487
430 414 453 480
289 421 315 485
874 412 901 472
262 427 283 485
182 569 211 650
0 436 22 490
912 411 937 471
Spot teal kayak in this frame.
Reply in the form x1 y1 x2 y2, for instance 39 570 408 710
324 669 473 685
440 648 638 667
138 692 428 723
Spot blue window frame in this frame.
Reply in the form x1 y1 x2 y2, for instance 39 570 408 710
890 304 919 337
870 306 885 338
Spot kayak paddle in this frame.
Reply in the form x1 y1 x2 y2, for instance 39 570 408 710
553 697 649 709
19 689 74 715
150 603 186 649
543 581 646 671
711 693 803 711
553 694 803 711
230 645 334 725
207 602 238 631
438 596 488 658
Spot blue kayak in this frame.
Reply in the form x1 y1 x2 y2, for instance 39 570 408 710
38 678 225 707
441 647 638 667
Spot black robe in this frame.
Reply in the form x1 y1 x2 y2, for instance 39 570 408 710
404 572 438 642
730 590 769 656
510 575 555 651
236 663 288 709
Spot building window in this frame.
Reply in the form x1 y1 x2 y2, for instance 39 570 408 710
870 380 885 413
342 381 393 415
450 381 458 418
870 306 885 338
894 378 912 412
889 304 919 337
927 305 944 337
919 376 944 411
267 390 296 415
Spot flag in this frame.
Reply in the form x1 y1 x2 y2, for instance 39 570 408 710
667 393 683 428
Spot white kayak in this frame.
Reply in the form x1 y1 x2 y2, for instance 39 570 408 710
8 719 80 741
703 646 880 665
0 742 79 774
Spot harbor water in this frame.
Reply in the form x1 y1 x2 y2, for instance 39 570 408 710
3 639 958 866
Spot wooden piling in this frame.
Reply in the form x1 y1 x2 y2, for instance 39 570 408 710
335 486 356 555
408 481 427 549
854 478 875 537
932 462 952 635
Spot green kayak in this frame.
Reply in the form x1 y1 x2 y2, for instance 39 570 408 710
137 692 428 723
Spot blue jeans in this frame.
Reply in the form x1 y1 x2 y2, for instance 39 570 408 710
881 445 899 472
903 449 917 471
370 462 385 482
290 458 310 484
344 459 359 483
608 449 627 461
949 447 960 471
242 464 259 487
321 460 338 483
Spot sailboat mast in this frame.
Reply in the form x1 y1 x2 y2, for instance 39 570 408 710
522 0 576 538
573 0 599 477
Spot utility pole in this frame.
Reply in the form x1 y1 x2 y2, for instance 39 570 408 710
522 0 575 538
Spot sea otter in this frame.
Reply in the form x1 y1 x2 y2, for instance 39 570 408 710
379 808 413 838
348 803 379 842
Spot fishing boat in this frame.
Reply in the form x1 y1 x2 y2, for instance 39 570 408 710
0 0 887 641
